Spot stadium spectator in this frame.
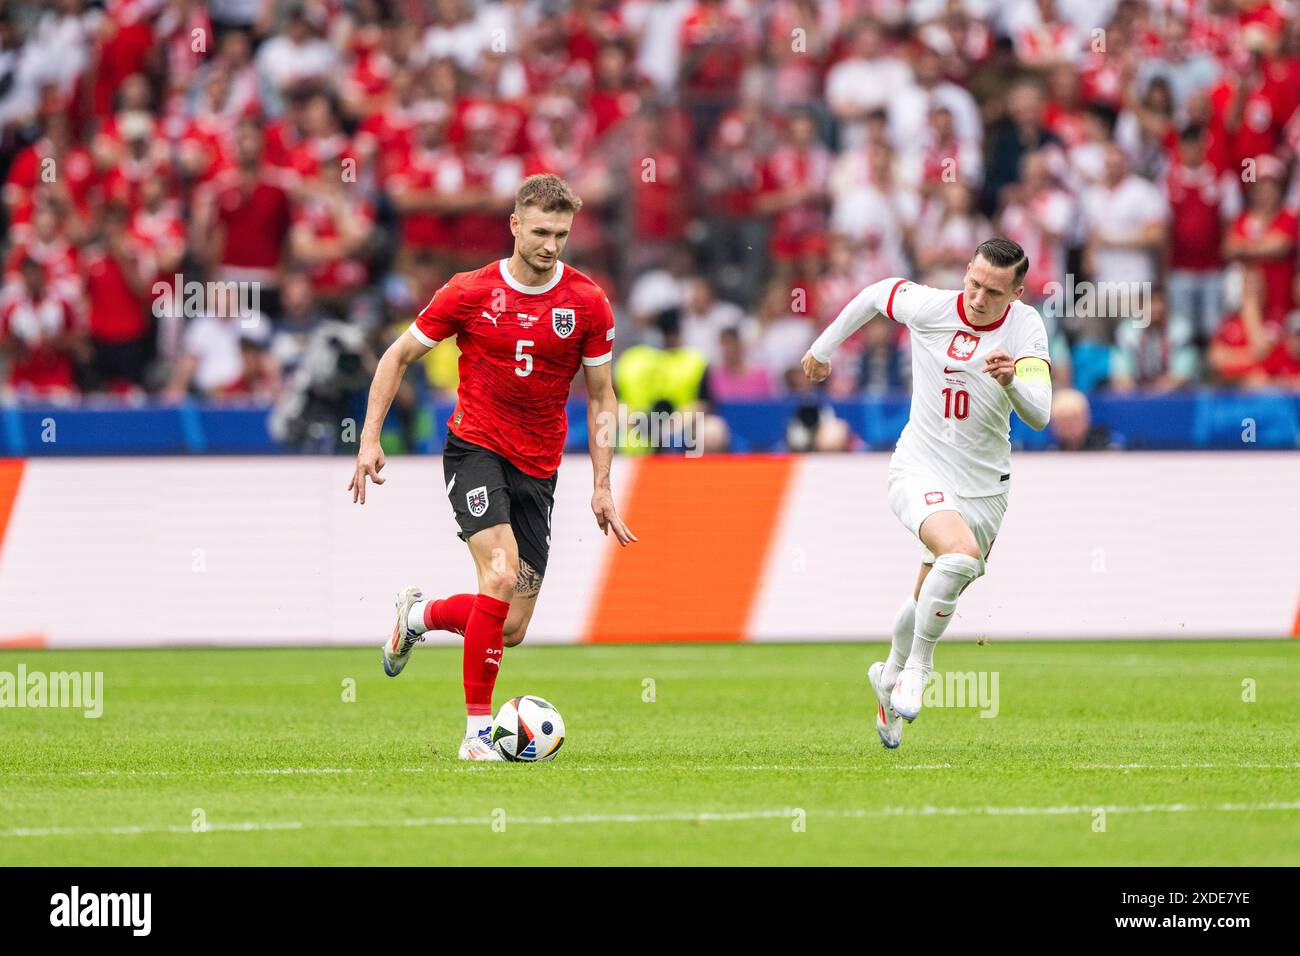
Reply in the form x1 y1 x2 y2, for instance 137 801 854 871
164 309 278 402
854 313 910 398
1109 289 1199 393
192 118 294 316
997 149 1074 304
708 325 774 402
1081 144 1169 291
256 4 339 109
982 80 1062 215
749 279 814 387
1208 266 1281 388
913 182 990 290
1261 309 1300 387
825 20 911 151
1048 388 1115 450
614 307 721 453
82 206 155 394
679 276 745 364
0 255 84 399
1224 155 1298 314
1165 123 1240 341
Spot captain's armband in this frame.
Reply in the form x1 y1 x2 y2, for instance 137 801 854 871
1013 357 1051 384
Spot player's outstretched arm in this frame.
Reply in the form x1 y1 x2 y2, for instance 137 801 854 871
583 360 637 546
349 330 433 504
803 276 906 381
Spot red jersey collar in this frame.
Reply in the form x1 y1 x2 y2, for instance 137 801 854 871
956 293 1010 332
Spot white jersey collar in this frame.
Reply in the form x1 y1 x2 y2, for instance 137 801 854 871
499 258 565 295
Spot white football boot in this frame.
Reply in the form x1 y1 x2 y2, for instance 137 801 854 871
867 661 903 749
890 666 927 722
458 735 504 762
382 586 425 677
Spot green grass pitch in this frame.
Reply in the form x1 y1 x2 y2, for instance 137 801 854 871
0 642 1296 866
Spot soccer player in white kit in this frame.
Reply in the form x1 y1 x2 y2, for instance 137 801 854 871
801 239 1053 749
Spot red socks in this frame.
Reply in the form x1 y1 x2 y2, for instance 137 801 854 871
424 593 476 636
462 594 510 716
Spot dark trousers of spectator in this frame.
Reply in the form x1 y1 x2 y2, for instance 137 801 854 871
86 338 152 393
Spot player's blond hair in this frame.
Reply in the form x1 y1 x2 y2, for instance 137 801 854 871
515 174 583 215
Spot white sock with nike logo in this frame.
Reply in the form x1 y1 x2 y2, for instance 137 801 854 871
907 552 982 674
881 596 917 691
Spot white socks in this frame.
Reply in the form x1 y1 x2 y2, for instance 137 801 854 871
881 596 917 690
467 715 491 740
407 602 429 635
906 552 982 675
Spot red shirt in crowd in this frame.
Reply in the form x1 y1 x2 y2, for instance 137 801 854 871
82 244 153 344
1166 160 1235 271
1228 208 1299 310
0 288 80 393
203 169 293 274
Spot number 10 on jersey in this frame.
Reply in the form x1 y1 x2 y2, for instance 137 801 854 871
942 387 969 420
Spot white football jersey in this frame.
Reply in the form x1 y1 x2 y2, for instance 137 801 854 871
883 279 1051 497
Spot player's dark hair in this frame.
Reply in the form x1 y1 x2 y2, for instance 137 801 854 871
974 238 1029 287
515 174 583 215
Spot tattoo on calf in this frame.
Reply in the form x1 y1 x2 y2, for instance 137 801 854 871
515 560 543 597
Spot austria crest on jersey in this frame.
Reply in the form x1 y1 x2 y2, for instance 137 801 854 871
466 486 489 518
551 307 576 339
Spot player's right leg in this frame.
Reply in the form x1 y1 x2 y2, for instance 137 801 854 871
455 524 520 760
891 510 983 721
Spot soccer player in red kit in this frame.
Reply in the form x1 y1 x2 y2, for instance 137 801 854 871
348 174 636 760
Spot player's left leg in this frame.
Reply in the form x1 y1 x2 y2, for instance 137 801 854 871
891 510 985 721
503 559 543 647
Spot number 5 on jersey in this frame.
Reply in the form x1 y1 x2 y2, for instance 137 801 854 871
515 340 534 377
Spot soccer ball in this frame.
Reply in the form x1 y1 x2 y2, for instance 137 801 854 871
490 695 565 762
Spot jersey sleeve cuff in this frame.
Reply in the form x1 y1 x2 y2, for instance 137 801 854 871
582 351 613 366
407 323 438 348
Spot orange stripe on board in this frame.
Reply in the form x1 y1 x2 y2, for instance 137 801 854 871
0 634 46 649
584 456 795 643
1291 594 1300 637
0 459 24 557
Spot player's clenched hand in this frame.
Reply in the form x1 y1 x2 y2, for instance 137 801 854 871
983 349 1016 387
349 443 386 504
801 350 830 383
592 489 637 546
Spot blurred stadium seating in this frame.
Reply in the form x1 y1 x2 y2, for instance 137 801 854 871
0 0 1298 451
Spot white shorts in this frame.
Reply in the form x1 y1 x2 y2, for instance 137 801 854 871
887 467 1008 569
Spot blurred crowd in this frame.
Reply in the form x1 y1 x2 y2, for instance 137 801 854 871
1 0 1299 411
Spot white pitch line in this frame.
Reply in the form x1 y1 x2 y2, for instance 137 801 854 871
2 801 1298 840
4 763 957 779
6 761 1300 779
1078 763 1300 770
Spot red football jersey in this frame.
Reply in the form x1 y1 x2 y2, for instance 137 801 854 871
411 259 616 478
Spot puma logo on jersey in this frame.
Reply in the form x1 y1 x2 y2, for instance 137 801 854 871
481 311 501 327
